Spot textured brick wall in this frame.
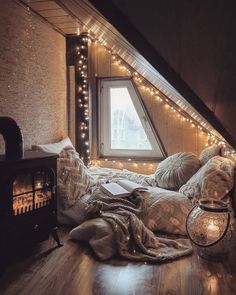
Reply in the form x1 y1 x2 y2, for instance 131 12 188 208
0 0 67 154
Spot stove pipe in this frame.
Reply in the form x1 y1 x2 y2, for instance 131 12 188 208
0 117 24 160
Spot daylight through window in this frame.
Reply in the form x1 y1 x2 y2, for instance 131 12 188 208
99 79 165 158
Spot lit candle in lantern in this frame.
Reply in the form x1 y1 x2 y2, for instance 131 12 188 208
36 181 42 189
207 220 220 241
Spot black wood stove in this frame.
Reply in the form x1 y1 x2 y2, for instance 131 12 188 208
0 117 61 271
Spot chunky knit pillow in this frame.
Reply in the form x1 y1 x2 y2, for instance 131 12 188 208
179 156 235 202
57 146 96 208
155 152 201 190
199 144 221 165
142 187 192 235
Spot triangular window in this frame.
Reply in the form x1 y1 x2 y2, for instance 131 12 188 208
99 79 165 158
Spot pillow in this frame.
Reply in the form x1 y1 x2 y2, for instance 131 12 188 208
179 156 235 202
69 218 117 260
141 187 192 235
57 193 90 226
199 144 221 165
57 146 96 208
32 137 74 154
154 152 201 190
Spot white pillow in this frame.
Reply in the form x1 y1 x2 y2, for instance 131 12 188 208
155 152 201 190
32 137 74 154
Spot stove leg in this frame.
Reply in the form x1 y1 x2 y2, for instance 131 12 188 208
51 227 63 247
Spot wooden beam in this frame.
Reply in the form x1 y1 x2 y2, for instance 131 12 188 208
66 35 90 165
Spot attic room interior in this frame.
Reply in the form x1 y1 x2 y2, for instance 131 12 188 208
0 0 236 294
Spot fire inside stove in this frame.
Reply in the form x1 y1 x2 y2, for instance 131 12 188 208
12 170 52 215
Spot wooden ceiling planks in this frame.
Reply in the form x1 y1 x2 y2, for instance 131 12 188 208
24 1 61 11
19 0 80 35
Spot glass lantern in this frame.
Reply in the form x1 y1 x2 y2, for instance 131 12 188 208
186 199 230 261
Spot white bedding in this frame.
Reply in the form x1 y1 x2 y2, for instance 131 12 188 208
69 188 193 262
56 148 235 261
58 163 191 236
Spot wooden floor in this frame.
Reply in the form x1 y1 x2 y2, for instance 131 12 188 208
0 228 236 295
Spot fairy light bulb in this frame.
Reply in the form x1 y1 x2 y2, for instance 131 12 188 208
165 104 170 110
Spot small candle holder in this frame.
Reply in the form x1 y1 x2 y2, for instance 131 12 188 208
186 199 230 261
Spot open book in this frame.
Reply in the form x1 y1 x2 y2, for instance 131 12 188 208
100 179 148 198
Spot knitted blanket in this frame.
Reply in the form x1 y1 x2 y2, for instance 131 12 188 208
70 188 193 262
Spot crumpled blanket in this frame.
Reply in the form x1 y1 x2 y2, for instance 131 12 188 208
70 188 193 262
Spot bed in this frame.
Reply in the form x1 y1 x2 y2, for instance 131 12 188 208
32 138 236 263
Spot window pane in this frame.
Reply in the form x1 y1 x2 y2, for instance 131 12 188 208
110 87 152 150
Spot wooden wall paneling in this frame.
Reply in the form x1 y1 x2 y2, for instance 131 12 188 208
197 129 208 157
182 121 198 155
162 107 172 155
96 46 111 77
155 102 169 155
166 110 183 155
111 58 126 77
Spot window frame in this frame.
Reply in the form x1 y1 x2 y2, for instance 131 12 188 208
98 77 166 159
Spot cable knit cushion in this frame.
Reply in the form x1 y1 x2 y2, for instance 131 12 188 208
199 144 221 165
57 146 96 209
155 152 201 190
179 156 235 202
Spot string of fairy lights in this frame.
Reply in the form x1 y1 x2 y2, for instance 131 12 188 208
75 30 236 166
76 34 90 165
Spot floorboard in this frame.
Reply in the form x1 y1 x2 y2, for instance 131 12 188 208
0 228 236 295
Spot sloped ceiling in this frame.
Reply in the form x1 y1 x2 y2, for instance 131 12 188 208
20 0 236 147
88 0 236 148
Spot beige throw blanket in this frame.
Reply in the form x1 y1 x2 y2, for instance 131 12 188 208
70 188 193 262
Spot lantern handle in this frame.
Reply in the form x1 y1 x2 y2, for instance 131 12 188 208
186 202 231 248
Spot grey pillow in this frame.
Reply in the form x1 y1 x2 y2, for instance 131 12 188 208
155 152 201 190
199 144 221 165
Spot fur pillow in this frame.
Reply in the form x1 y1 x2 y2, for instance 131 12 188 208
155 152 201 190
199 144 221 165
179 156 235 202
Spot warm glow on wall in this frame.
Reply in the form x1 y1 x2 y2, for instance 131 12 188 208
74 29 236 167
